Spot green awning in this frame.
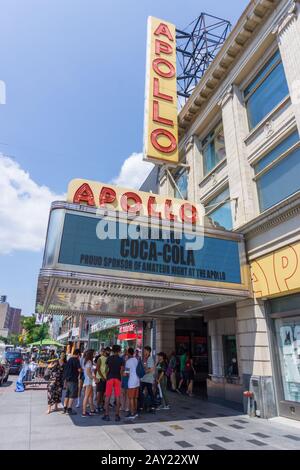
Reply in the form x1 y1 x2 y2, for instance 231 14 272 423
29 339 64 347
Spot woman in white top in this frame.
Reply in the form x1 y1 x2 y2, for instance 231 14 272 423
82 350 96 417
125 347 140 419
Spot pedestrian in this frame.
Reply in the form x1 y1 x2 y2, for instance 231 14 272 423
168 352 177 392
156 352 170 410
177 349 187 394
120 349 129 413
46 358 64 414
62 348 81 415
139 346 155 412
125 348 140 420
102 345 124 422
95 347 110 413
82 349 97 417
76 350 85 408
184 352 196 397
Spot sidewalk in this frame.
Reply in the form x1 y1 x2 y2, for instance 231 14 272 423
1 378 300 450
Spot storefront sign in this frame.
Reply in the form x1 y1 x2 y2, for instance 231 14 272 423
144 17 178 164
57 212 244 288
90 318 120 333
251 241 300 298
67 179 201 226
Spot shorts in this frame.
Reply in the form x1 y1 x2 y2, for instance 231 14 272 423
96 380 106 393
127 387 139 399
106 378 121 398
65 381 78 399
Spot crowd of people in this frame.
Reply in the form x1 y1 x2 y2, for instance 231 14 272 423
45 346 196 421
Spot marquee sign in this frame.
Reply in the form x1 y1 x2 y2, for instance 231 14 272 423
67 179 202 226
144 17 179 164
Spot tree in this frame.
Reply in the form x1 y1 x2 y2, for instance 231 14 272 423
21 315 49 345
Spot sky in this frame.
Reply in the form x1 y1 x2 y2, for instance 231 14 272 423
0 0 249 315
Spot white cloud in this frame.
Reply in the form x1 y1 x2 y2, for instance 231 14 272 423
0 154 64 254
112 152 154 190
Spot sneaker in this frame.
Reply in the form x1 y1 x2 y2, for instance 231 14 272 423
81 412 91 418
163 405 170 410
67 409 77 415
97 407 104 413
75 402 80 408
62 407 67 414
102 415 110 421
115 415 121 422
89 410 98 415
125 411 131 418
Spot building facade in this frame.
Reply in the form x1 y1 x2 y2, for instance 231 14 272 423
0 301 21 337
140 0 300 420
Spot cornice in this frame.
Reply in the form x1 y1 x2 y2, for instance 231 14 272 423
237 192 300 237
272 0 300 36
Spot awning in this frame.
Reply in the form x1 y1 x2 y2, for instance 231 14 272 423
35 201 251 320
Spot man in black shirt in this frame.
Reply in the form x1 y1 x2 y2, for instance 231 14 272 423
102 345 124 422
63 349 81 415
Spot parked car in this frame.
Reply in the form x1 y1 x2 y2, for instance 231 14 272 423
5 350 23 374
0 346 9 385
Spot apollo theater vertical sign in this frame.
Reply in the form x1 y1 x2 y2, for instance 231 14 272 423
144 17 179 164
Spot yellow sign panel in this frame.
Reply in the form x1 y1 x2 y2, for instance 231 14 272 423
251 241 300 298
144 16 179 164
67 178 202 225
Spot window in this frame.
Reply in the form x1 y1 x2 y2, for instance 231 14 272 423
244 49 289 129
254 130 300 212
223 335 239 378
205 187 233 230
174 168 188 200
275 317 300 404
202 122 226 175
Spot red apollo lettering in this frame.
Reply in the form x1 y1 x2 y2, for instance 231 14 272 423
147 196 162 219
164 199 177 222
152 58 175 78
153 77 173 102
151 128 177 154
180 203 198 225
153 101 174 127
120 192 143 214
154 23 174 42
155 39 173 56
73 183 95 206
99 187 116 207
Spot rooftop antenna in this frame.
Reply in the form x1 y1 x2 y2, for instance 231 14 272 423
176 13 231 102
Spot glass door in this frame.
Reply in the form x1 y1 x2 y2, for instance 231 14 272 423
274 316 300 420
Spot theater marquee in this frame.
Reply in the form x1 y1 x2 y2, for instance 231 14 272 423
144 17 179 164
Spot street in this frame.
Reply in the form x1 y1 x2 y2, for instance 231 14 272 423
1 378 300 450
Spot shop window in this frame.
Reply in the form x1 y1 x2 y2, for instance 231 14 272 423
173 168 188 200
202 122 226 175
244 49 289 130
275 317 300 403
223 335 239 378
205 187 233 230
254 130 300 212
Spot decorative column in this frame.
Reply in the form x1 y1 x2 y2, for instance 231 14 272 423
184 135 202 202
220 85 256 228
273 0 300 133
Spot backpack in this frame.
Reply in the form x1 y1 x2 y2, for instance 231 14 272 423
136 359 145 379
